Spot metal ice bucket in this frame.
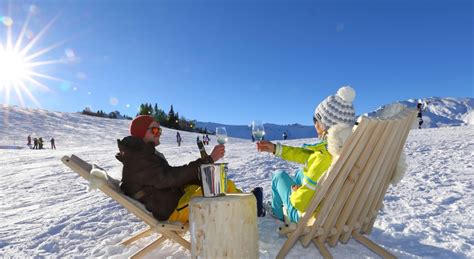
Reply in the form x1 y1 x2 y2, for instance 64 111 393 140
198 163 228 197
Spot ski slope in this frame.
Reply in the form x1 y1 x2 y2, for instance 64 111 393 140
0 106 473 258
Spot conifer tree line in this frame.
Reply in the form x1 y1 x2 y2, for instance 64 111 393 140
81 103 207 134
81 107 133 120
138 103 209 134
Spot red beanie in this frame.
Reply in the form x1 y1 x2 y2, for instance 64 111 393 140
130 115 155 138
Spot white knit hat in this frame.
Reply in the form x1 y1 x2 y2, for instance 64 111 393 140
314 86 356 130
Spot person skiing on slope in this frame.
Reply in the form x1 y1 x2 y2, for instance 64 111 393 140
417 102 426 129
33 138 38 150
176 132 182 147
38 137 44 149
50 137 56 150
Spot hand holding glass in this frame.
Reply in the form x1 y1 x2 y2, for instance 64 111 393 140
252 121 265 151
216 127 228 145
252 120 265 141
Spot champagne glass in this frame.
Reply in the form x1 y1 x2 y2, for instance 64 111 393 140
252 121 265 141
216 127 228 145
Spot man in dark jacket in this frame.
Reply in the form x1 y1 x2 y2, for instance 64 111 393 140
116 115 226 221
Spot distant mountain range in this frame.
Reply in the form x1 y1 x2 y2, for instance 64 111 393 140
1 97 472 142
197 97 474 140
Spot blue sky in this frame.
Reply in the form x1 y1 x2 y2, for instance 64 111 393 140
0 0 472 125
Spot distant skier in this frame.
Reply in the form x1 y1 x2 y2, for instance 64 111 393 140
33 138 38 149
176 132 182 147
282 131 288 140
251 134 255 142
205 134 211 145
417 102 425 129
27 135 31 146
38 137 44 149
50 137 56 150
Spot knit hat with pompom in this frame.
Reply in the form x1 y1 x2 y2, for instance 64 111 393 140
314 86 356 130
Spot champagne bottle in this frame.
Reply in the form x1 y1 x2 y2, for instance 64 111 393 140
197 139 209 159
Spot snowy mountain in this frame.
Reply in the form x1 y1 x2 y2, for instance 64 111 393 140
0 104 473 258
195 121 315 141
197 97 474 141
370 97 474 128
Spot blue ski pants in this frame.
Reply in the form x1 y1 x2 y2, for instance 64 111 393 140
271 169 304 223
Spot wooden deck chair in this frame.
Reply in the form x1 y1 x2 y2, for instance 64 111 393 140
277 108 417 259
61 155 191 259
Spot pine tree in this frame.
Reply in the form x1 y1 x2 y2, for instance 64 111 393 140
138 103 153 116
168 105 176 128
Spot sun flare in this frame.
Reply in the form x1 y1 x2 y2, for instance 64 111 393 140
0 48 29 86
0 10 68 107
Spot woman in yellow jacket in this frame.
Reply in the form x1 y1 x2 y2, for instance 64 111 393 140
257 86 356 223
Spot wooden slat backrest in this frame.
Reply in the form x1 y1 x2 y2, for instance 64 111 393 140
328 118 393 246
304 118 383 246
363 109 416 234
339 113 407 243
357 111 412 235
319 118 390 246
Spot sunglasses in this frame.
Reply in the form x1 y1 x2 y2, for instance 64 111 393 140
148 126 162 135
313 113 322 125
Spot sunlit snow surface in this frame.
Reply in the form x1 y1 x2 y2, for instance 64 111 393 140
0 106 473 258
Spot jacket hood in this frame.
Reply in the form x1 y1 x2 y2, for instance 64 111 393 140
115 136 155 162
327 123 353 160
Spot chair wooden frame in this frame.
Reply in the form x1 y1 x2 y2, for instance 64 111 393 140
276 109 417 259
61 155 191 259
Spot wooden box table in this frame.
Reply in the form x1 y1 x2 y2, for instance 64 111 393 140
189 193 259 259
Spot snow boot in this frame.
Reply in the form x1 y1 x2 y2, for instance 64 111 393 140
252 187 266 217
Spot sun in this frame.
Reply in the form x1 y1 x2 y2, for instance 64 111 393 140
0 9 69 107
0 47 29 87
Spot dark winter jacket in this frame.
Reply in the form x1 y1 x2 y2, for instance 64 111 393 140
115 136 212 221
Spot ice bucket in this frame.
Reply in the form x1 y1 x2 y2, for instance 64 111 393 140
199 163 228 197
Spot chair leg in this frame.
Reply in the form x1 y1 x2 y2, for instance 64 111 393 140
121 227 154 246
352 232 396 259
312 239 333 259
130 235 168 259
161 230 191 251
276 231 300 259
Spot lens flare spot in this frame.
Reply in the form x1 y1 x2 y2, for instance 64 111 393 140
59 82 72 91
29 5 39 14
1 16 13 27
65 48 75 58
126 104 130 108
87 91 91 95
25 30 34 40
73 87 77 91
109 97 119 106
64 48 80 64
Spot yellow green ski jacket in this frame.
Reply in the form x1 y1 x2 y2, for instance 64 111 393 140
274 141 333 213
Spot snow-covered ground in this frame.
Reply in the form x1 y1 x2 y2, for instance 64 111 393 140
0 106 473 258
